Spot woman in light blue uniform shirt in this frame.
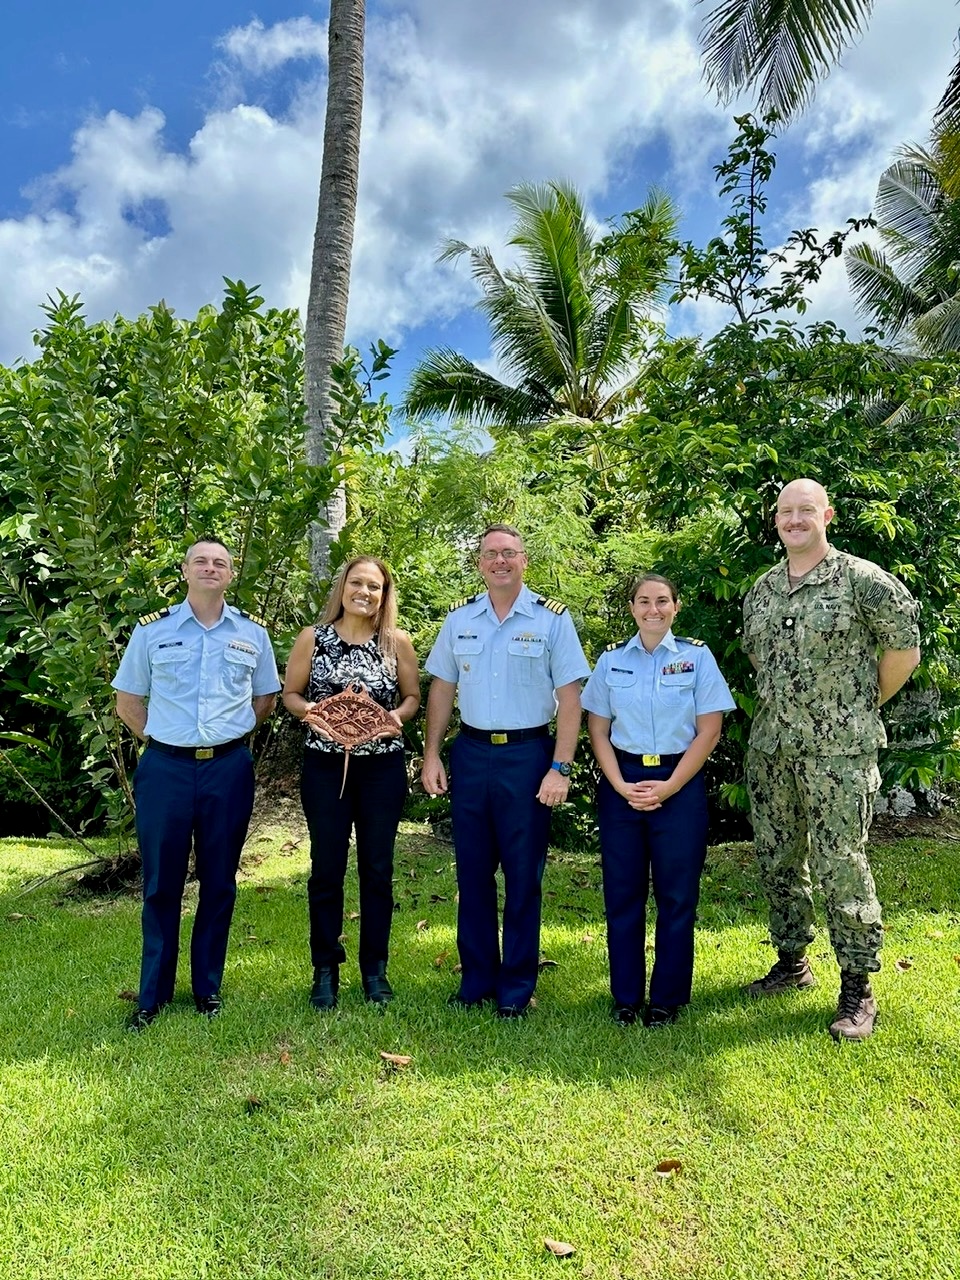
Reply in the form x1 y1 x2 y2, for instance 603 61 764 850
581 574 735 1026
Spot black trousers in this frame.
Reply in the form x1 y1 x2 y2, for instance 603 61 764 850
300 749 407 972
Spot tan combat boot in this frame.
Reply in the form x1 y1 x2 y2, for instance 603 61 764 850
829 972 877 1041
745 949 816 997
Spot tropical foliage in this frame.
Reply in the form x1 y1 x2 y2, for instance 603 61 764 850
403 181 678 430
698 0 960 133
0 283 338 839
846 138 960 353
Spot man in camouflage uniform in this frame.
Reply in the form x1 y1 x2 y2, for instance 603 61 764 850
742 479 920 1040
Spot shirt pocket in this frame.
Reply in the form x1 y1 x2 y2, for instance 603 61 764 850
152 647 191 695
657 671 695 706
605 666 638 715
507 637 545 686
221 645 258 695
807 601 854 638
453 637 483 685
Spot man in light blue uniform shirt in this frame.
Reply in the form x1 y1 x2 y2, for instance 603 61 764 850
113 539 280 1029
421 525 590 1016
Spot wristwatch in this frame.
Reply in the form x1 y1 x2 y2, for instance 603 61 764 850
551 761 572 777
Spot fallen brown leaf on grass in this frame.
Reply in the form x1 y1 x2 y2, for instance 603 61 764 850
117 989 138 1002
379 1052 412 1069
895 958 914 971
6 913 35 922
280 840 299 852
429 894 448 903
581 933 595 944
416 919 429 931
907 1095 927 1111
543 1238 575 1258
245 1096 264 1113
433 951 451 968
538 957 558 971
279 1050 291 1066
655 1158 682 1177
347 911 360 921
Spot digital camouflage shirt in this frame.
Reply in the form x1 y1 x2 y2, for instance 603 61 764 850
743 546 920 756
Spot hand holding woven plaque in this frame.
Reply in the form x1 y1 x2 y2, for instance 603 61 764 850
304 682 401 748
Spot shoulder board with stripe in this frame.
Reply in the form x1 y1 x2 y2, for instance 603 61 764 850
676 635 705 647
137 608 171 626
536 595 568 615
604 639 628 653
236 608 269 628
447 594 479 613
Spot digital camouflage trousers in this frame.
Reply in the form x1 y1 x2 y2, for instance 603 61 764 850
746 747 883 973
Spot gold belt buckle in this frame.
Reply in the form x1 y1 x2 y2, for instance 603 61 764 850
490 733 509 745
195 748 215 760
642 754 661 766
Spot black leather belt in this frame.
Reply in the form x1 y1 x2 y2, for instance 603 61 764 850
460 723 550 745
616 749 684 767
147 737 247 761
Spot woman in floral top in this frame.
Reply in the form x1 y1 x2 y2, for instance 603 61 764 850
283 557 420 1010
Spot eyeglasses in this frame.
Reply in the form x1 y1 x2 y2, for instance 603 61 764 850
480 549 523 561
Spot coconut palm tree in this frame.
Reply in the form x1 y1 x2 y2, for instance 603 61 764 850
698 0 960 129
846 140 960 353
403 181 678 430
305 0 364 574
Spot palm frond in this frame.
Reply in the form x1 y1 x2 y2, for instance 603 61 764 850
845 243 928 334
700 0 874 118
402 348 554 427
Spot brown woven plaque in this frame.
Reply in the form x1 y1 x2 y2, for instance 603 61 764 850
306 681 400 749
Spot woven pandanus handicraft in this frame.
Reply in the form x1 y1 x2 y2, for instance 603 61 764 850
306 681 401 796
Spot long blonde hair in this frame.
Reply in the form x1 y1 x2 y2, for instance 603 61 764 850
320 556 399 665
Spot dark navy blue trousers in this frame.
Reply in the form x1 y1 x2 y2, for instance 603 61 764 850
598 754 708 1009
133 745 254 1009
449 733 553 1008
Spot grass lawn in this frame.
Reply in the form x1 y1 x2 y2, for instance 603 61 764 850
0 814 958 1280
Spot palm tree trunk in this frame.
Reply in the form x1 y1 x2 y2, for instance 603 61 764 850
305 0 365 578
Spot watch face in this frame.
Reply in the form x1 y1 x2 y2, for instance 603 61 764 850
553 761 572 777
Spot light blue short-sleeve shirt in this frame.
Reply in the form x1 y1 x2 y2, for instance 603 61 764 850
425 585 590 730
112 600 281 746
581 630 735 755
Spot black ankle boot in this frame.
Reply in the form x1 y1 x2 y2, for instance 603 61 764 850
310 966 339 1010
362 962 393 1004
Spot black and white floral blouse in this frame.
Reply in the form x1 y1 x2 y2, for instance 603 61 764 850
303 624 402 756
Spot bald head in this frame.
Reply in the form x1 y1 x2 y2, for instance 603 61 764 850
775 478 833 567
779 478 830 509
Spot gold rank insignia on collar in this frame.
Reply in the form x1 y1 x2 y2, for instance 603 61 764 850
448 594 480 612
137 608 171 626
536 595 567 614
676 636 705 646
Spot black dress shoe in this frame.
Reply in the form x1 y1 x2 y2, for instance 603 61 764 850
611 1003 640 1025
496 1003 530 1019
447 991 496 1010
362 964 394 1004
195 994 222 1018
643 1003 680 1027
128 1006 161 1032
310 966 339 1011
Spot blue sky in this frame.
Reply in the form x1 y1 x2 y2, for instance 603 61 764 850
1 0 955 416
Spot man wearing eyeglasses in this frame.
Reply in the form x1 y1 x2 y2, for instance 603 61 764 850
422 524 590 1017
